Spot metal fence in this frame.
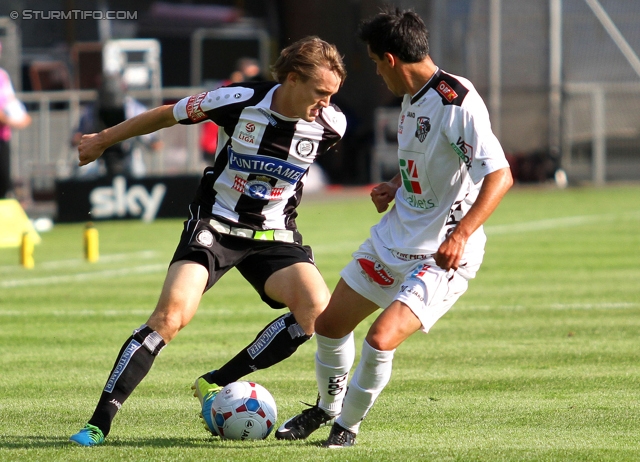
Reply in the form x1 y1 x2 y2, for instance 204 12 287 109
563 82 640 184
371 0 640 185
371 83 640 185
9 0 640 197
10 87 205 204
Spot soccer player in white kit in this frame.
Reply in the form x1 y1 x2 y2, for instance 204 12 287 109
275 8 513 448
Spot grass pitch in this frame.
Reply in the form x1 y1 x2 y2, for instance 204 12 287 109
1 184 639 461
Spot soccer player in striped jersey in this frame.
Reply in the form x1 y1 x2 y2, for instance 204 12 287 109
70 36 347 446
275 8 513 448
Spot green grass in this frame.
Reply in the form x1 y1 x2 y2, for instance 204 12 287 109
1 184 639 461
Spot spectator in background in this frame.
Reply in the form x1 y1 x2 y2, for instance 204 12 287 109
201 57 265 165
72 72 161 178
230 57 264 83
0 41 32 198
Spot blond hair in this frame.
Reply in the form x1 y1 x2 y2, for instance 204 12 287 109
271 36 346 85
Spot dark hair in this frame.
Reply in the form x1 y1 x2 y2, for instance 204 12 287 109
271 36 347 85
98 72 125 109
358 7 429 63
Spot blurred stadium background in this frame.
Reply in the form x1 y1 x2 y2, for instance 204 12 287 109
1 0 639 223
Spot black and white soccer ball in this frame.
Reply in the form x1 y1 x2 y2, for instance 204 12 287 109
209 381 277 440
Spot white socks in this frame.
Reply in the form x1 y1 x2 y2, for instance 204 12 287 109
315 332 355 416
316 333 395 432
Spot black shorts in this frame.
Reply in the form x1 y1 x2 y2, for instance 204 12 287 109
170 218 315 308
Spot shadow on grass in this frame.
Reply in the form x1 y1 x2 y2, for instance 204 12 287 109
0 435 324 449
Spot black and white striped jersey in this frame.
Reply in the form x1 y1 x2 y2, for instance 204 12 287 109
173 81 346 231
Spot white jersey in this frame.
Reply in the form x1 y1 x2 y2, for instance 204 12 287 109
370 69 509 271
173 81 346 231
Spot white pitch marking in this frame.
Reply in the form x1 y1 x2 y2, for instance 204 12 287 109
2 211 638 287
458 302 638 311
0 264 167 288
485 210 640 235
547 302 638 310
0 250 159 273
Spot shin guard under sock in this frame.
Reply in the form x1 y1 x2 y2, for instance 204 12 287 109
211 313 311 386
336 339 395 433
315 332 355 416
88 325 165 436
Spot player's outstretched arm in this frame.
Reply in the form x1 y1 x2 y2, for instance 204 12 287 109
434 167 513 270
78 104 177 166
371 173 402 213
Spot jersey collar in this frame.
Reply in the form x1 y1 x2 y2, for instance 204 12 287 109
410 67 440 105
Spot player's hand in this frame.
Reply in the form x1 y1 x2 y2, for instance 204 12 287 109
434 232 466 271
370 181 399 213
78 133 105 166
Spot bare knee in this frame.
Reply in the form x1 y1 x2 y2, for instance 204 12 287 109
147 261 206 342
310 287 331 318
365 322 413 351
315 310 351 339
365 301 421 351
365 321 401 351
146 302 190 342
289 288 330 335
365 331 391 351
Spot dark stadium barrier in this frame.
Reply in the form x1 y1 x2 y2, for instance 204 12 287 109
55 175 201 222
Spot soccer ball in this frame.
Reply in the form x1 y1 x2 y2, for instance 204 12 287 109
209 381 277 440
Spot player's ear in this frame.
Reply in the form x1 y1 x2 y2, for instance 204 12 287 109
286 71 300 86
384 52 396 68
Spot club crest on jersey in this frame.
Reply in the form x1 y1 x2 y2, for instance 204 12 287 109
186 92 208 122
357 256 396 287
437 81 458 103
415 116 431 142
196 229 214 247
295 138 315 157
232 176 285 200
245 179 272 200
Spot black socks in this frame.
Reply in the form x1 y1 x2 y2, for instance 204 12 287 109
88 325 165 436
210 313 311 386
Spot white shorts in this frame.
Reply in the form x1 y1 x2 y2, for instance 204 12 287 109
340 238 478 333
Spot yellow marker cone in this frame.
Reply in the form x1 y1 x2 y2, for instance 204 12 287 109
20 231 35 269
84 222 99 263
0 198 41 248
